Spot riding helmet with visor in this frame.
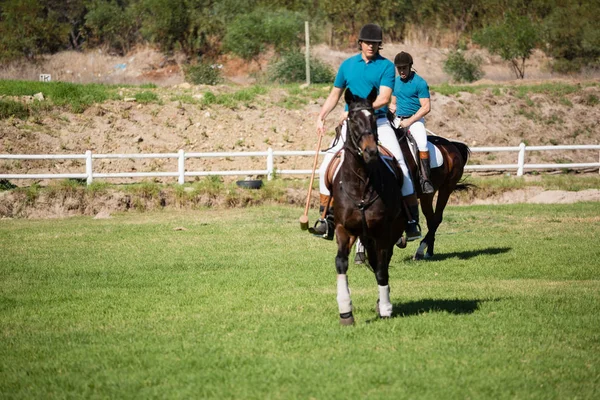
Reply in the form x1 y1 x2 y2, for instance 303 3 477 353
358 23 383 43
394 51 413 68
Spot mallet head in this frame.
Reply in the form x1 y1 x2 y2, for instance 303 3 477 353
299 215 309 230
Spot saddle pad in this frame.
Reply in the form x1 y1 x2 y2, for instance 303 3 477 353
324 145 397 191
407 141 444 168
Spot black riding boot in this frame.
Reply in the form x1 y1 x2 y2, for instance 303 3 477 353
310 206 334 240
419 150 435 194
309 194 335 240
401 193 422 243
405 203 422 242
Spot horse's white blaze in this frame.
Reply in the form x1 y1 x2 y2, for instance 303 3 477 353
360 109 372 118
378 285 393 317
337 274 352 314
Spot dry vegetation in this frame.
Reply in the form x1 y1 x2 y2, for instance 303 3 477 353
1 46 599 218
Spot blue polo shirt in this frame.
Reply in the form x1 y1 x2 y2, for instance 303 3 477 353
393 72 430 117
334 53 395 118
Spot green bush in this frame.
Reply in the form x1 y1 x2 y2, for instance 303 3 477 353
473 12 539 79
134 91 159 104
443 50 484 83
268 51 335 84
0 100 30 120
184 63 223 86
223 9 303 62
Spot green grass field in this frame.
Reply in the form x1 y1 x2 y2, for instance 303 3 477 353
1 203 599 399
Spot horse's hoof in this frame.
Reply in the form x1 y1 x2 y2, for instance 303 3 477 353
413 252 424 261
395 236 407 249
339 316 355 326
354 251 366 264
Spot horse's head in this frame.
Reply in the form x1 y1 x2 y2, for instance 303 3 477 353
344 88 379 165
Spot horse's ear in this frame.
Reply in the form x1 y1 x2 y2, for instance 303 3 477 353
344 88 354 105
367 87 378 104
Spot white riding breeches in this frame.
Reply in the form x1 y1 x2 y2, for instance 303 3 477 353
394 117 428 152
319 118 415 197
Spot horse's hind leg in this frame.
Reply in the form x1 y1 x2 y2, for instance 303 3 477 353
424 186 454 258
414 194 435 260
335 229 354 325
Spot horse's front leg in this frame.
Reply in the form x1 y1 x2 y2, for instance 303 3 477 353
335 228 354 325
373 244 393 318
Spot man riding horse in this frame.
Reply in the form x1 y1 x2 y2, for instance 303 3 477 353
390 51 434 194
311 23 421 244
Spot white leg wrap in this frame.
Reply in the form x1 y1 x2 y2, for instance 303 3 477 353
356 239 364 254
337 275 352 314
378 285 393 317
417 242 427 256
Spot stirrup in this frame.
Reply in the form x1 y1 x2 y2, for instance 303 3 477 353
405 221 422 242
308 218 334 240
354 251 366 264
422 180 434 194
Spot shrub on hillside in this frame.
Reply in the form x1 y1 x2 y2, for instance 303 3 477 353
184 63 223 86
268 51 335 84
443 50 484 83
0 100 29 120
223 9 303 64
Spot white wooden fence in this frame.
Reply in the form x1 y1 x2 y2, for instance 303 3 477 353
1 144 599 185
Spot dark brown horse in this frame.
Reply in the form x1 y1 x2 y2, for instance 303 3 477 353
331 88 407 325
397 130 472 260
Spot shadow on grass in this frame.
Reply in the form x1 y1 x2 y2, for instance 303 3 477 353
365 298 490 324
400 246 512 262
393 298 482 317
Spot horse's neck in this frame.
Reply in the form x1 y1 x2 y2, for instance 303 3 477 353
340 150 375 189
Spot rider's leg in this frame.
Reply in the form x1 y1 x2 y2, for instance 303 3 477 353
410 119 434 194
311 122 346 240
377 120 421 242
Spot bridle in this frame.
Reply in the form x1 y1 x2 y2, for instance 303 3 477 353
339 102 381 237
344 103 378 158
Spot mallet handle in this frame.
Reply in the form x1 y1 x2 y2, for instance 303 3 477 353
303 133 324 218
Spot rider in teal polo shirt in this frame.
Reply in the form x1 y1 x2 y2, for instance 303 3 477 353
333 52 394 119
311 24 421 243
390 51 434 193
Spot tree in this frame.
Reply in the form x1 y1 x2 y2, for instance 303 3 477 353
223 9 303 66
0 0 71 61
473 12 539 79
85 0 140 55
541 1 600 73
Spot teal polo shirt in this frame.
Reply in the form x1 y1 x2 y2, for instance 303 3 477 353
334 53 395 118
393 72 430 117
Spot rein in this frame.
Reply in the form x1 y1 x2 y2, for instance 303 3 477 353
339 104 381 238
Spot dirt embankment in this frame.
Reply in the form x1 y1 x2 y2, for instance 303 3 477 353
0 46 599 218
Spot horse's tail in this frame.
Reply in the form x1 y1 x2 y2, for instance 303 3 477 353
455 181 476 191
451 140 471 166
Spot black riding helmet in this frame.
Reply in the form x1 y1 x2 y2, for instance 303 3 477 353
394 51 413 67
358 23 383 43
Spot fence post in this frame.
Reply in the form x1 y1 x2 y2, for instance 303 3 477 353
178 149 185 184
517 142 526 176
267 147 274 180
305 21 310 86
85 150 93 185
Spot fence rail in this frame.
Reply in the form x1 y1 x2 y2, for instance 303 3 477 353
1 143 599 185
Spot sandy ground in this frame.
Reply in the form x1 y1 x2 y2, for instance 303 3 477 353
1 45 599 217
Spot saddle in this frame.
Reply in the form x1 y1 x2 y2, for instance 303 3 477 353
324 145 400 192
395 127 444 172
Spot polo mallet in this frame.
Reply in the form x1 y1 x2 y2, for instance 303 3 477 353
299 132 324 230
